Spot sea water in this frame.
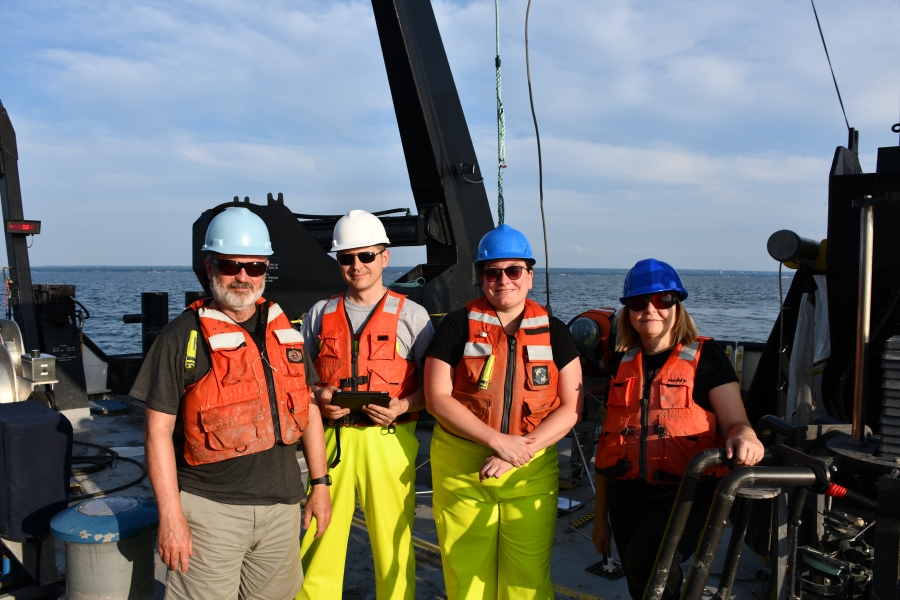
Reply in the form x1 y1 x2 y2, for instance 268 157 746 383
29 266 791 355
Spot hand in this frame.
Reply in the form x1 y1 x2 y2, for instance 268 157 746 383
489 433 536 467
479 456 514 482
316 385 350 421
158 513 193 573
592 514 612 554
303 485 333 539
726 427 765 467
362 397 408 427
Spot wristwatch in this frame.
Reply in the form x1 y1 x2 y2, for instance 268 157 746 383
309 475 332 487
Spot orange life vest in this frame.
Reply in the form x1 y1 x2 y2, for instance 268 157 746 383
181 298 310 466
572 308 617 376
451 297 561 436
595 338 729 483
313 290 419 424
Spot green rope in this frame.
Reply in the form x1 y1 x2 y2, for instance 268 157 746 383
495 0 506 225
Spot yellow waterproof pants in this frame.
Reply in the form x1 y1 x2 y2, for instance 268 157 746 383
296 422 418 600
431 426 559 600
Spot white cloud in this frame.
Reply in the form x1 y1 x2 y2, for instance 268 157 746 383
1 0 898 268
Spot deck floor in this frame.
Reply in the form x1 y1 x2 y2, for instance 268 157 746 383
43 396 770 600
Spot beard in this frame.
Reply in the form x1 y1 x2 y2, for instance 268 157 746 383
210 274 264 313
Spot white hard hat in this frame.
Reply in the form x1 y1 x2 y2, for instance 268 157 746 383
331 210 391 252
201 207 273 256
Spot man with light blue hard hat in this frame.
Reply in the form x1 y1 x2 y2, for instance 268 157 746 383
133 207 332 600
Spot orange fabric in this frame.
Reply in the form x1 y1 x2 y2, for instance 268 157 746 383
451 297 561 436
595 338 729 483
181 298 310 466
313 290 419 424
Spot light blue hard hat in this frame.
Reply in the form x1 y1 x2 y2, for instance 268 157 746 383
201 207 273 256
620 258 688 304
475 224 535 266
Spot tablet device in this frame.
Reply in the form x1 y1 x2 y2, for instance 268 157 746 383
331 391 392 413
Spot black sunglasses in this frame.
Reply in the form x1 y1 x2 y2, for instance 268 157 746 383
212 259 268 277
482 266 528 282
336 250 385 266
626 293 677 312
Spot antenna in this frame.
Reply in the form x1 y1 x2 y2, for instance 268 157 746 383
810 0 851 132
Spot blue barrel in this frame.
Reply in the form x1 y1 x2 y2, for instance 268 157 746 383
51 497 163 600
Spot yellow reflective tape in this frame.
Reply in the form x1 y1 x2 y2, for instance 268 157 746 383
185 330 198 371
552 584 604 600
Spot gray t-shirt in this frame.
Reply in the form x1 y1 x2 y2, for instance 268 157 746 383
131 304 317 505
302 291 434 374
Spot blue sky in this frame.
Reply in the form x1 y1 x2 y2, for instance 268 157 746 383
2 0 898 269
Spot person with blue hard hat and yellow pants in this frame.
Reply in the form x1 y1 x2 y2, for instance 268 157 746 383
425 224 583 600
296 210 434 600
591 258 765 600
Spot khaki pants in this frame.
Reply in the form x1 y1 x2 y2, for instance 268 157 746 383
165 491 303 600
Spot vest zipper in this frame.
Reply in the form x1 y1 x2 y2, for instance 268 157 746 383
501 335 516 434
252 304 283 444
639 366 651 482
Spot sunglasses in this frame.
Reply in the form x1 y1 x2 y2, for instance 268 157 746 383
626 293 677 312
212 259 268 277
336 250 385 267
482 266 528 282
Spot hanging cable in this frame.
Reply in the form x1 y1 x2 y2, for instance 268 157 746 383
810 0 850 132
525 0 551 314
495 0 507 225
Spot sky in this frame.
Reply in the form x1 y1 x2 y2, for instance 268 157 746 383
1 0 898 269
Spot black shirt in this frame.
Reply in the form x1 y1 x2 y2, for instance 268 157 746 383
426 307 581 370
610 340 737 412
130 305 318 506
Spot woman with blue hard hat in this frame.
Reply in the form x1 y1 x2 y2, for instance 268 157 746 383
425 224 583 600
591 258 764 600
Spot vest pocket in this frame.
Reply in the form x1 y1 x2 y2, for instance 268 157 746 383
607 376 634 407
317 330 342 363
521 394 560 433
278 343 307 378
656 413 718 478
286 390 310 435
199 397 268 451
595 410 631 473
368 331 396 360
452 390 491 421
460 357 487 390
659 382 691 409
366 368 397 395
524 361 554 391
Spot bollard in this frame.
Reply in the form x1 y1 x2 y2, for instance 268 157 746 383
51 497 163 600
122 292 169 356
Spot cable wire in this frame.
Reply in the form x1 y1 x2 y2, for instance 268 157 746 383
495 0 507 225
525 0 552 314
810 0 850 132
71 440 147 500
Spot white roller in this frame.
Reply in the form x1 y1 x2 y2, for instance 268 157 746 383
0 344 18 404
0 319 25 372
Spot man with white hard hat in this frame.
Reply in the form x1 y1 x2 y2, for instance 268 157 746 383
134 207 332 600
296 209 434 600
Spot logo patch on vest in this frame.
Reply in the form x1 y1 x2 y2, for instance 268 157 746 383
286 348 304 363
531 366 550 386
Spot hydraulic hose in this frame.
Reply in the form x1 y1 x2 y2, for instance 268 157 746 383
825 483 900 518
71 440 148 500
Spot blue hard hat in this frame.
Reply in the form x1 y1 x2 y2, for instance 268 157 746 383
620 258 688 304
201 207 273 256
475 224 535 266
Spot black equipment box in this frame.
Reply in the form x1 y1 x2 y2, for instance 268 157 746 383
0 400 72 541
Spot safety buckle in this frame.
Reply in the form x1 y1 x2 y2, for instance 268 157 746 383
387 424 396 434
655 425 667 438
621 425 636 436
339 376 369 388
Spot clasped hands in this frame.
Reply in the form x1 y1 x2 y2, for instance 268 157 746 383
479 433 537 482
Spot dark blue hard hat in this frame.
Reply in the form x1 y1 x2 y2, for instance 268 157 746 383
476 224 536 266
620 258 688 304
